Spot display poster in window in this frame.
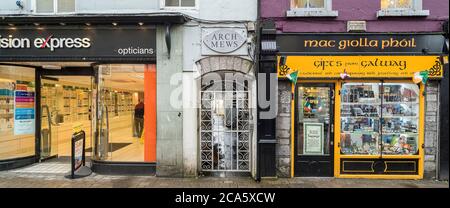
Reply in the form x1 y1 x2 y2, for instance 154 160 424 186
303 123 324 155
14 82 35 135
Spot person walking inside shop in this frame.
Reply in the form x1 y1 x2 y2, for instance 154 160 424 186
134 100 144 138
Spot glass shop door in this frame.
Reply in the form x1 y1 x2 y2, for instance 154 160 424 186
295 84 334 177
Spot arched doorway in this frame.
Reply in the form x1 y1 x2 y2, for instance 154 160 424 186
197 56 254 175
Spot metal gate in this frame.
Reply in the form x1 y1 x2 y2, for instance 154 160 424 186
200 82 250 172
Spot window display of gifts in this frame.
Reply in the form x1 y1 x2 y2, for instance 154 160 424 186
382 118 418 134
382 104 416 116
342 85 377 103
382 134 417 155
340 132 380 155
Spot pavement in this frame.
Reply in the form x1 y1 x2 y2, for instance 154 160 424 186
0 161 448 188
1 173 448 188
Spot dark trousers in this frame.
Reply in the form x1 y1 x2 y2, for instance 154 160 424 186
134 118 144 138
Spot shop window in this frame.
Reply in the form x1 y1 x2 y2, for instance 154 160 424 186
287 0 338 17
163 0 196 8
377 0 429 17
340 83 420 156
0 66 36 160
34 0 75 14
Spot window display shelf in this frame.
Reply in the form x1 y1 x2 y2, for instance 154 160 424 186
342 102 381 105
341 116 380 119
382 116 418 119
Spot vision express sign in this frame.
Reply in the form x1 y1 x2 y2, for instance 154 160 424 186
0 27 156 61
277 34 445 54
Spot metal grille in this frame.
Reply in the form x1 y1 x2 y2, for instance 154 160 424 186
200 88 250 172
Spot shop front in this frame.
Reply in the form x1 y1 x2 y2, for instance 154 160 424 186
275 33 447 179
0 15 185 174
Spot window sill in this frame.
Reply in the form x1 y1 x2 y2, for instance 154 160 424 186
286 9 338 17
377 9 429 17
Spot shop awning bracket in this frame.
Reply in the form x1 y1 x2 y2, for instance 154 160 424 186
165 23 172 59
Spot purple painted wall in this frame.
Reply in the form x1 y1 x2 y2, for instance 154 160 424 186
261 0 449 33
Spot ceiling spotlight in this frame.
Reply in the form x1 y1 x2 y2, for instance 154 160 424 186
112 22 118 26
138 22 144 26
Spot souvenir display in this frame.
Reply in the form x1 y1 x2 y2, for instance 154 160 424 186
340 83 419 155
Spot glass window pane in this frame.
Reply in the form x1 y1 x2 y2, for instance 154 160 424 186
298 86 331 155
381 0 412 9
181 0 195 7
381 83 419 155
165 0 180 6
58 0 75 13
292 0 308 8
36 0 54 13
309 0 325 8
0 66 36 160
340 83 381 155
96 65 146 162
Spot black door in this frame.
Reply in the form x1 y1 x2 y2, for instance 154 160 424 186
294 84 334 177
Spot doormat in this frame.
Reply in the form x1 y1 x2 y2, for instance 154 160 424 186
85 143 132 153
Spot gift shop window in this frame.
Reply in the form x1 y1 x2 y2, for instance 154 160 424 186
340 82 420 156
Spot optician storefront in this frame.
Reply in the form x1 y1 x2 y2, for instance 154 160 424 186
0 15 185 174
273 33 447 179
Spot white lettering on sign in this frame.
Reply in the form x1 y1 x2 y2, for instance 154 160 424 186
203 29 246 54
0 35 91 51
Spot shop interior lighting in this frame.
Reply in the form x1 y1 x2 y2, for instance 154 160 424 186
138 22 144 26
112 22 118 26
85 23 91 26
8 23 14 27
33 23 40 26
59 23 66 26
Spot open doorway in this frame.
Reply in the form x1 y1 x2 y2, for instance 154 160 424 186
39 75 94 162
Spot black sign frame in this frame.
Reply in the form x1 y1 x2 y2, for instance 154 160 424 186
0 26 156 62
277 33 446 55
70 130 86 179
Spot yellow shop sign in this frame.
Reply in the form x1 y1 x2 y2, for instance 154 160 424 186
277 56 444 79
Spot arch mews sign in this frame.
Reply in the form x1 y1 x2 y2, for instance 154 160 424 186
202 28 247 55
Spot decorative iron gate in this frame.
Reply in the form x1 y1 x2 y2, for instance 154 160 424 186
200 83 250 172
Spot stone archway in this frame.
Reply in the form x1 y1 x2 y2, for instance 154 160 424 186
195 56 253 75
196 56 254 174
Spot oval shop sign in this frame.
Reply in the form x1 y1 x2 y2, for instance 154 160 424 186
203 29 246 54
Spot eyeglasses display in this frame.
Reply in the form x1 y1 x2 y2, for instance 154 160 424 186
340 83 419 156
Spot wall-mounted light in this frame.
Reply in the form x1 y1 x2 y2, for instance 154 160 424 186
59 23 66 26
138 22 144 26
8 23 15 27
33 23 40 26
112 22 118 26
16 1 24 9
85 23 91 26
